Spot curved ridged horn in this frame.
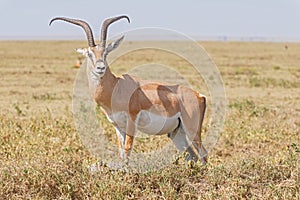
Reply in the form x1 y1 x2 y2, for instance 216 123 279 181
49 17 96 47
100 15 130 48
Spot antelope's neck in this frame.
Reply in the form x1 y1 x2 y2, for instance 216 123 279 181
94 67 118 113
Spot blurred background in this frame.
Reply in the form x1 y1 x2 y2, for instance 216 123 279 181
1 0 300 41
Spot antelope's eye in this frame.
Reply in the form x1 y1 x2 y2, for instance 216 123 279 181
87 52 94 59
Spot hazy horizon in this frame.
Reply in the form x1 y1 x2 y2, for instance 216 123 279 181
1 0 299 42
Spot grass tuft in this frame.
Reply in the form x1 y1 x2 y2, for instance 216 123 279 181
0 41 299 199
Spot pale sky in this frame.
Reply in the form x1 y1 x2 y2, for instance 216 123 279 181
0 0 300 41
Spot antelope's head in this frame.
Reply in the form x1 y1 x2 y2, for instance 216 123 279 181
49 16 130 77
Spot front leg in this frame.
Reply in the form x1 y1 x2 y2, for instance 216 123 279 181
114 127 126 159
123 118 136 159
124 134 134 159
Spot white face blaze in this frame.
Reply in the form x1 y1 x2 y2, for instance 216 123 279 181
95 60 107 75
76 46 107 88
75 36 125 89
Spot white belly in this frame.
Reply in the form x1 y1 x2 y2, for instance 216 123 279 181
137 111 180 135
106 111 180 135
107 111 127 128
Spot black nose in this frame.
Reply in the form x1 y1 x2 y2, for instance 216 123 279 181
97 66 105 70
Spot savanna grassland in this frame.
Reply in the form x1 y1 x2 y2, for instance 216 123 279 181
0 40 299 199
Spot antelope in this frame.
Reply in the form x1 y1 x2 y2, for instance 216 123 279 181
49 15 208 164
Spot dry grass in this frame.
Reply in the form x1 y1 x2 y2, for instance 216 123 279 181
0 40 299 199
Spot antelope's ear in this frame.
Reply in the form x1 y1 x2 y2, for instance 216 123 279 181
76 48 88 56
105 35 124 54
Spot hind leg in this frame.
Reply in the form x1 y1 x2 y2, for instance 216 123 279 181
180 126 208 164
180 94 208 164
192 138 208 164
168 125 198 162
